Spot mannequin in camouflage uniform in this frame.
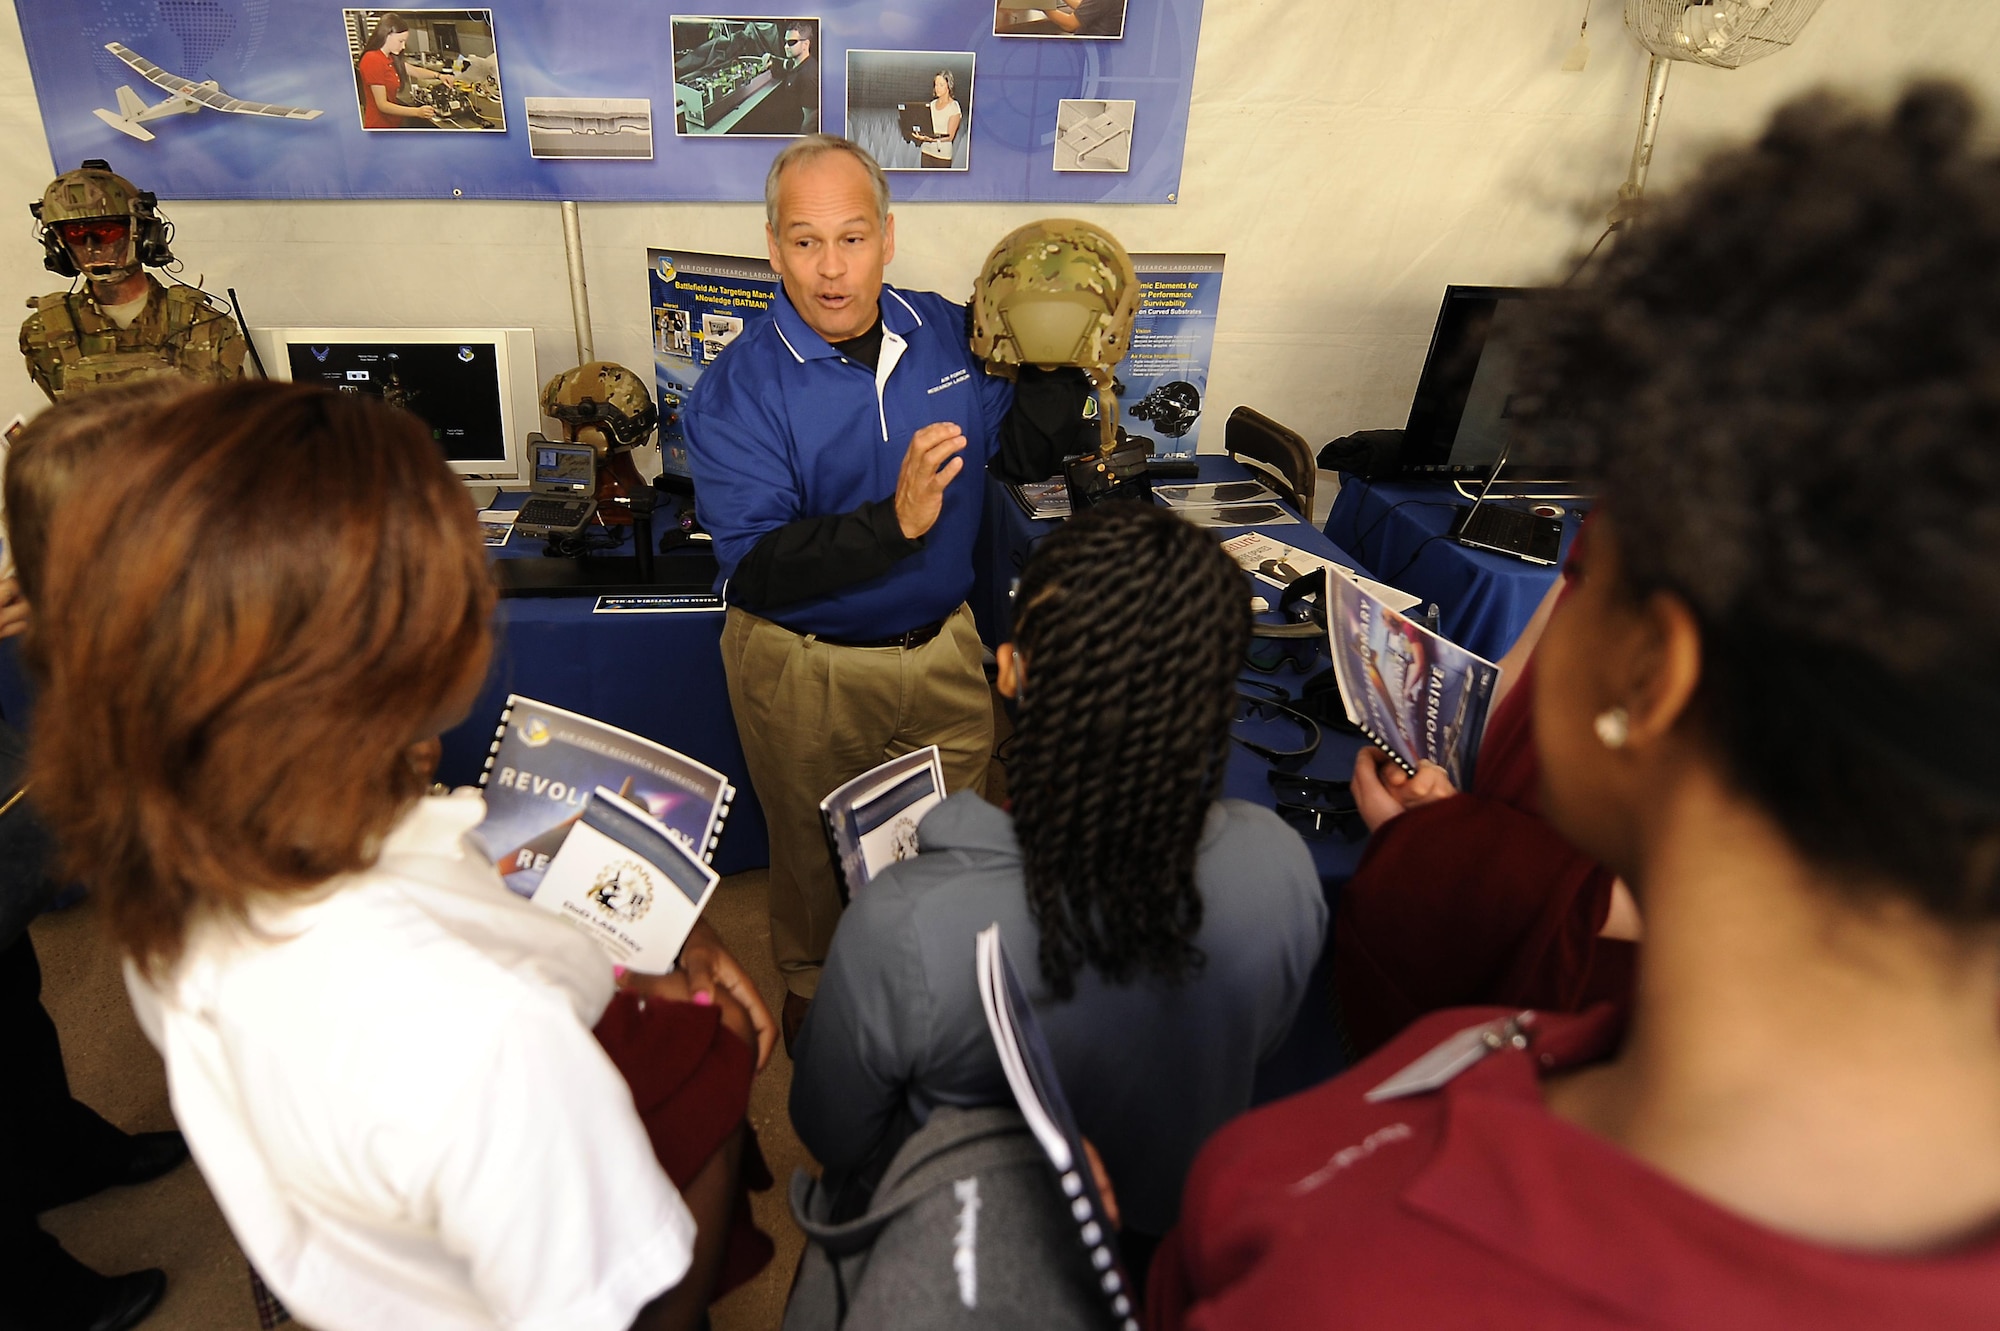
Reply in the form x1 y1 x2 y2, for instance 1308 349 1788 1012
20 160 245 403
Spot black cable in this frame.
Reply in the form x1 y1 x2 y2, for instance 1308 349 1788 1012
1561 223 1618 287
226 286 269 379
1374 532 1452 586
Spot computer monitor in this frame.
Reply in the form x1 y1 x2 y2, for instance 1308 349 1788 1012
532 440 595 493
1396 286 1559 480
259 328 540 487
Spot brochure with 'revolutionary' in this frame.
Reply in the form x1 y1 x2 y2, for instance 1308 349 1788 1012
473 695 733 898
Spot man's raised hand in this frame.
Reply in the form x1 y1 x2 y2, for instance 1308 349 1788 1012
894 422 968 540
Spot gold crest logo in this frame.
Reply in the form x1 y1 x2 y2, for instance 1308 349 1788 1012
517 716 553 748
587 861 654 923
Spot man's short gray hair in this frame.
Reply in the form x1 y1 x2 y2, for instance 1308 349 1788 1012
765 134 892 231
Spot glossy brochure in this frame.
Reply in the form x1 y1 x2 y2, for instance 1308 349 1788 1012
1326 574 1499 788
474 694 733 898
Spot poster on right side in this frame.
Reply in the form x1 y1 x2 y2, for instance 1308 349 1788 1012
1115 253 1224 458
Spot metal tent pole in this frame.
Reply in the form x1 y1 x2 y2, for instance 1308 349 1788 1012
561 199 594 363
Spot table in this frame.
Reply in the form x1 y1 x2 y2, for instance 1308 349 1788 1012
1322 476 1582 663
977 456 1380 1097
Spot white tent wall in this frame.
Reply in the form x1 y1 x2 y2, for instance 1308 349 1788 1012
0 2 1993 449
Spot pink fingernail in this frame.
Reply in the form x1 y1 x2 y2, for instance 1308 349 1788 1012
612 965 628 979
693 990 713 1006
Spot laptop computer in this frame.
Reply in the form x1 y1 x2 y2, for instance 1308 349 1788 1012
896 102 931 145
1396 285 1583 499
514 440 598 539
1451 440 1564 565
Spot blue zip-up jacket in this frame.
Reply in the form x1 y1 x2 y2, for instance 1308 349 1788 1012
683 284 1015 639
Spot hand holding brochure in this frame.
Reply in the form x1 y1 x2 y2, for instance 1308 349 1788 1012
473 695 734 898
1327 575 1499 789
819 747 947 901
975 925 1139 1331
530 787 719 973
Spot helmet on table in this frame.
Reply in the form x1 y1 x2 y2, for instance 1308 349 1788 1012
969 219 1140 453
30 160 174 280
540 361 659 453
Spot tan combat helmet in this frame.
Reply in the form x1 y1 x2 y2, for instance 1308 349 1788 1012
540 361 659 454
31 160 170 279
969 219 1140 452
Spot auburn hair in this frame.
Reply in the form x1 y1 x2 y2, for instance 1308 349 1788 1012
29 380 495 975
5 377 197 610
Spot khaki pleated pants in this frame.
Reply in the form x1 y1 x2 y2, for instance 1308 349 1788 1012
720 603 993 998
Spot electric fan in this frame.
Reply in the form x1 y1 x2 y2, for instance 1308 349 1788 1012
1609 0 1826 220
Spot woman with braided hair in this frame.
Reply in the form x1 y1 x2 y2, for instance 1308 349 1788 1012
790 502 1325 1274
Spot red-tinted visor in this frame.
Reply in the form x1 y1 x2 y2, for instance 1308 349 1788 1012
54 218 131 252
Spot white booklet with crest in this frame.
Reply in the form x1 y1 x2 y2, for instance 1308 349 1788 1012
529 786 719 973
819 746 947 901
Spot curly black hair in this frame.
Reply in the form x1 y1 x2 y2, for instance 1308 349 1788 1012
1524 82 2000 920
1008 502 1249 998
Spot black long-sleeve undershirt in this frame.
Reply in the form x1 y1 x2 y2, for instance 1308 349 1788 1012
727 355 1094 613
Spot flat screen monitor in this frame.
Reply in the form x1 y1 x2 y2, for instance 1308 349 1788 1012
1396 286 1564 480
260 328 539 487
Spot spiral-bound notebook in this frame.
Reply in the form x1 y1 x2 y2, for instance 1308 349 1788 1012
471 694 734 898
1326 575 1499 789
975 925 1140 1331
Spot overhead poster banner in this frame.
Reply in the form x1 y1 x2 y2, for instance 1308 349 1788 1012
15 0 1204 203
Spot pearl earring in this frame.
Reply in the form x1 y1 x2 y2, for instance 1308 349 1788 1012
1593 707 1630 750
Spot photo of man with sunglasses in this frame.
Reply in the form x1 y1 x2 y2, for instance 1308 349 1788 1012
20 161 245 404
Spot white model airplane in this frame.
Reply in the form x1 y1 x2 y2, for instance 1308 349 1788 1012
92 42 323 142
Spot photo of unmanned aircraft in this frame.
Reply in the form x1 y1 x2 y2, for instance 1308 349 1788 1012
92 41 323 142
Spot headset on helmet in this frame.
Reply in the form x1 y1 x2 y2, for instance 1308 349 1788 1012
968 218 1140 454
29 160 174 280
539 361 659 452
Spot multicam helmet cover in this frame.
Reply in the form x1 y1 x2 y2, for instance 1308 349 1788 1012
38 163 143 227
970 219 1139 452
539 360 659 452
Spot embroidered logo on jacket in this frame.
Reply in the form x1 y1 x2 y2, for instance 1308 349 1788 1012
928 368 972 395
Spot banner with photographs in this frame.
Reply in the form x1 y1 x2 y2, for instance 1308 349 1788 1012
1117 253 1224 458
15 0 1204 202
646 249 781 478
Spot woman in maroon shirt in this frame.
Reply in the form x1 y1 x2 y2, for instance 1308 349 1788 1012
1154 82 2000 1329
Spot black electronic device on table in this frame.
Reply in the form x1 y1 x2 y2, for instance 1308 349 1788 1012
1396 285 1582 497
514 441 598 538
1451 442 1564 566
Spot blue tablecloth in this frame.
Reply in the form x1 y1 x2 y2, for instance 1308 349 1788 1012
1322 476 1580 663
978 457 1379 1098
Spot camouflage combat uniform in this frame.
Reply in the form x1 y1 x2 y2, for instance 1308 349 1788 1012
20 275 246 404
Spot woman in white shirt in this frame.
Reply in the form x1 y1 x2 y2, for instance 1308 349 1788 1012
23 380 774 1331
916 70 962 168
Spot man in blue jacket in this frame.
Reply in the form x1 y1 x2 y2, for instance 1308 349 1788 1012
684 135 1087 1044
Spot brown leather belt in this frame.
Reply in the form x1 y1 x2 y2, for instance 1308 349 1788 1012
815 615 950 650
